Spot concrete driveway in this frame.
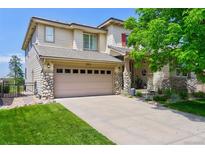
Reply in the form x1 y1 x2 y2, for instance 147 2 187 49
56 95 205 144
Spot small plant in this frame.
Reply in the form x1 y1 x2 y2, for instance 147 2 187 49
157 88 163 94
153 95 167 102
168 93 181 103
178 90 188 100
3 85 10 93
136 91 142 97
192 91 205 98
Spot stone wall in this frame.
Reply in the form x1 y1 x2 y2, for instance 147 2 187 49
123 71 131 93
153 65 170 91
170 76 187 92
113 72 123 94
41 72 54 99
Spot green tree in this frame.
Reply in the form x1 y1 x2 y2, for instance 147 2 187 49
124 8 205 83
8 55 24 85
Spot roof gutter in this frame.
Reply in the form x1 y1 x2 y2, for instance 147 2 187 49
38 55 122 64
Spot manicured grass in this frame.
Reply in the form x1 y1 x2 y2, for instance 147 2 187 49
163 99 205 117
0 103 114 145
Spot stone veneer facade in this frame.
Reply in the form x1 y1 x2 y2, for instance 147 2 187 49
123 71 131 93
113 71 123 94
41 72 54 99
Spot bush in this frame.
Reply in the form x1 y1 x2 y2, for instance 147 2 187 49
168 93 182 103
153 95 167 102
157 88 163 94
163 89 172 98
192 91 205 98
136 91 142 97
179 90 188 100
3 85 10 93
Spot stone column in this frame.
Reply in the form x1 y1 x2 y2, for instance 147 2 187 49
123 57 131 93
113 66 122 94
153 65 170 91
41 63 54 100
147 73 154 91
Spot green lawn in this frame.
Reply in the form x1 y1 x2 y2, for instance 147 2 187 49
0 103 114 145
163 99 205 117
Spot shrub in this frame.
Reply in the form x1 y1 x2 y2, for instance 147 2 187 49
157 88 163 94
163 89 172 98
3 85 10 93
192 91 205 98
179 90 188 100
168 93 182 103
153 95 167 102
136 91 142 97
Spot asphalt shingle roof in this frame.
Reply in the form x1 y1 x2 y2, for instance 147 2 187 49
34 45 122 63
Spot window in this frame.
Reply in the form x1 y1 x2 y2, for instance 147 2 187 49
122 33 128 47
45 26 54 42
73 69 79 74
100 70 105 74
87 70 93 74
65 69 71 73
56 69 63 73
80 69 86 74
83 34 97 51
125 35 128 46
94 70 99 74
107 70 111 75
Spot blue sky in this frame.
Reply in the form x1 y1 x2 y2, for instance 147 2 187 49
0 8 135 77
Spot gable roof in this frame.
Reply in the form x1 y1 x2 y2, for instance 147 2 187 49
22 17 107 50
108 45 131 55
97 17 124 29
34 45 122 63
22 17 125 50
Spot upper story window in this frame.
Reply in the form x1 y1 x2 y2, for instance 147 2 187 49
122 33 128 47
83 33 97 51
45 26 54 43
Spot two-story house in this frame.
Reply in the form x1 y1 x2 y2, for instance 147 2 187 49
22 17 205 99
22 17 133 99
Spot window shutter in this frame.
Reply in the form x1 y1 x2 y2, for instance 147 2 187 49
121 33 126 47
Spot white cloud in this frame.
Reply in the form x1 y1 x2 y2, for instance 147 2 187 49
0 54 25 64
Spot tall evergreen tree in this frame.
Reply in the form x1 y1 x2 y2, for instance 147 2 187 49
8 55 24 84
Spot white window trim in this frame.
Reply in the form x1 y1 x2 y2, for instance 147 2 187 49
83 33 97 51
45 26 55 43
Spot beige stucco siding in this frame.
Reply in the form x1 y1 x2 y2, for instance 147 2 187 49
37 24 73 48
106 25 130 48
25 45 42 95
153 65 170 91
72 29 83 50
98 33 106 53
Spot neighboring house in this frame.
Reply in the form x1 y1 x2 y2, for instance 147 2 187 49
22 17 205 99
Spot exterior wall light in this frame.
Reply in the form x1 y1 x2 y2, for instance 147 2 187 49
47 63 50 68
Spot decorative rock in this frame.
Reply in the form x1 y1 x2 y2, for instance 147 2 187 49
41 71 54 99
113 72 123 94
123 70 131 93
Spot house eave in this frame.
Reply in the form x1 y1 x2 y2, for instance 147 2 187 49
39 55 122 64
22 17 107 51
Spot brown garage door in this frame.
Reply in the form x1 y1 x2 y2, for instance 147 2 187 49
54 67 113 98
